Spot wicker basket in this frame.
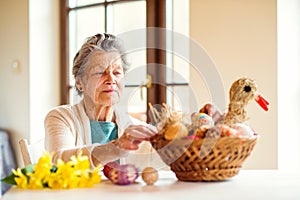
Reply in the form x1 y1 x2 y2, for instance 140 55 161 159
151 133 258 181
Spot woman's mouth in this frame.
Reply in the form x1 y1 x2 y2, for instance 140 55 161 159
102 89 115 93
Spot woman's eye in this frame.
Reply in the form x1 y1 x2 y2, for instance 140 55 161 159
114 72 121 75
95 72 104 75
114 70 124 75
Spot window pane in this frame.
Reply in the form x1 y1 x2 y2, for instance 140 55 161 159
121 87 147 122
69 7 105 59
106 1 146 34
123 49 147 119
106 1 147 116
173 0 189 37
68 6 105 101
166 0 190 83
124 49 147 85
69 0 105 8
166 0 190 111
166 85 194 114
166 53 189 83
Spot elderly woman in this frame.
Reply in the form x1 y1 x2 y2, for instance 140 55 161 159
45 33 220 169
45 33 162 169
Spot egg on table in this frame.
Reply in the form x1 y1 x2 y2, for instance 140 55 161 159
103 162 139 185
141 167 159 185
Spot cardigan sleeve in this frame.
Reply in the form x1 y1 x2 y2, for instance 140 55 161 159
44 106 95 164
44 105 126 168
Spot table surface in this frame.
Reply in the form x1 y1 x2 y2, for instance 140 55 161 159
2 170 300 200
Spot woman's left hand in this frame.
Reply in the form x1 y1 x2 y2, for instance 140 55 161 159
115 125 158 150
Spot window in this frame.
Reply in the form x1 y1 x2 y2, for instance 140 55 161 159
60 0 189 121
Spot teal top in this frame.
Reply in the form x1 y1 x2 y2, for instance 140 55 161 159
90 121 118 144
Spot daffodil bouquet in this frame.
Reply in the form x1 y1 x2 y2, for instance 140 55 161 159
1 152 101 189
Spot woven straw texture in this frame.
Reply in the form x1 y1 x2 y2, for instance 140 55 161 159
151 134 258 181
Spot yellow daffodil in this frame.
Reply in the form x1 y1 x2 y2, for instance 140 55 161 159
12 168 28 189
69 152 90 171
28 176 44 189
33 152 52 180
91 166 102 184
47 173 67 189
2 151 102 190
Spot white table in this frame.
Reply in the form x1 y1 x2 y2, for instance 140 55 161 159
2 170 300 200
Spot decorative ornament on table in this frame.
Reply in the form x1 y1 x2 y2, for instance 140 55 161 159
223 77 269 126
103 162 139 185
200 77 269 139
191 112 214 130
149 77 269 140
191 112 214 138
231 123 255 138
209 77 269 139
149 77 270 181
164 122 188 140
141 167 159 185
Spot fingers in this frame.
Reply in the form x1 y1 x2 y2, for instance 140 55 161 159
117 140 139 150
115 125 158 150
125 125 157 141
199 103 214 116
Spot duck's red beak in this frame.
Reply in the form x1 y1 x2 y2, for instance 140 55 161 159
255 94 269 111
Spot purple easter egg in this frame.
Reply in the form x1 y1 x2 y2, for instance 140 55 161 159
104 162 139 185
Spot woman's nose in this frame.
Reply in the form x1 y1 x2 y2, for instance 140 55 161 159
105 72 116 84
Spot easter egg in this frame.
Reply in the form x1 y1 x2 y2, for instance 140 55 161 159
164 122 188 140
103 162 139 185
141 167 159 185
103 161 119 178
231 123 255 138
191 112 214 130
215 124 237 137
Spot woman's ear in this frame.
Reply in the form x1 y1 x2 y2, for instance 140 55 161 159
75 78 83 91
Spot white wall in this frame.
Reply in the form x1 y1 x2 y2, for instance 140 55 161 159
278 0 300 171
0 0 30 167
0 0 60 167
190 0 277 169
29 0 60 147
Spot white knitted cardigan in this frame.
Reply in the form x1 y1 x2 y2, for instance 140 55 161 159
44 100 166 169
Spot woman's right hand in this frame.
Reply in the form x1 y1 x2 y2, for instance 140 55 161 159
92 124 157 166
114 124 158 150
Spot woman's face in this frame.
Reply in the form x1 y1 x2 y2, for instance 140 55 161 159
80 51 125 106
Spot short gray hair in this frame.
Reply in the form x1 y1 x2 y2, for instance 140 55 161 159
73 33 129 96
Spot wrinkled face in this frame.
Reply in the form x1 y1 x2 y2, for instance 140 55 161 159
79 51 125 106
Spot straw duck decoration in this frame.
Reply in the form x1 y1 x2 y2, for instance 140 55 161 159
148 77 270 140
148 78 267 182
223 77 269 126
